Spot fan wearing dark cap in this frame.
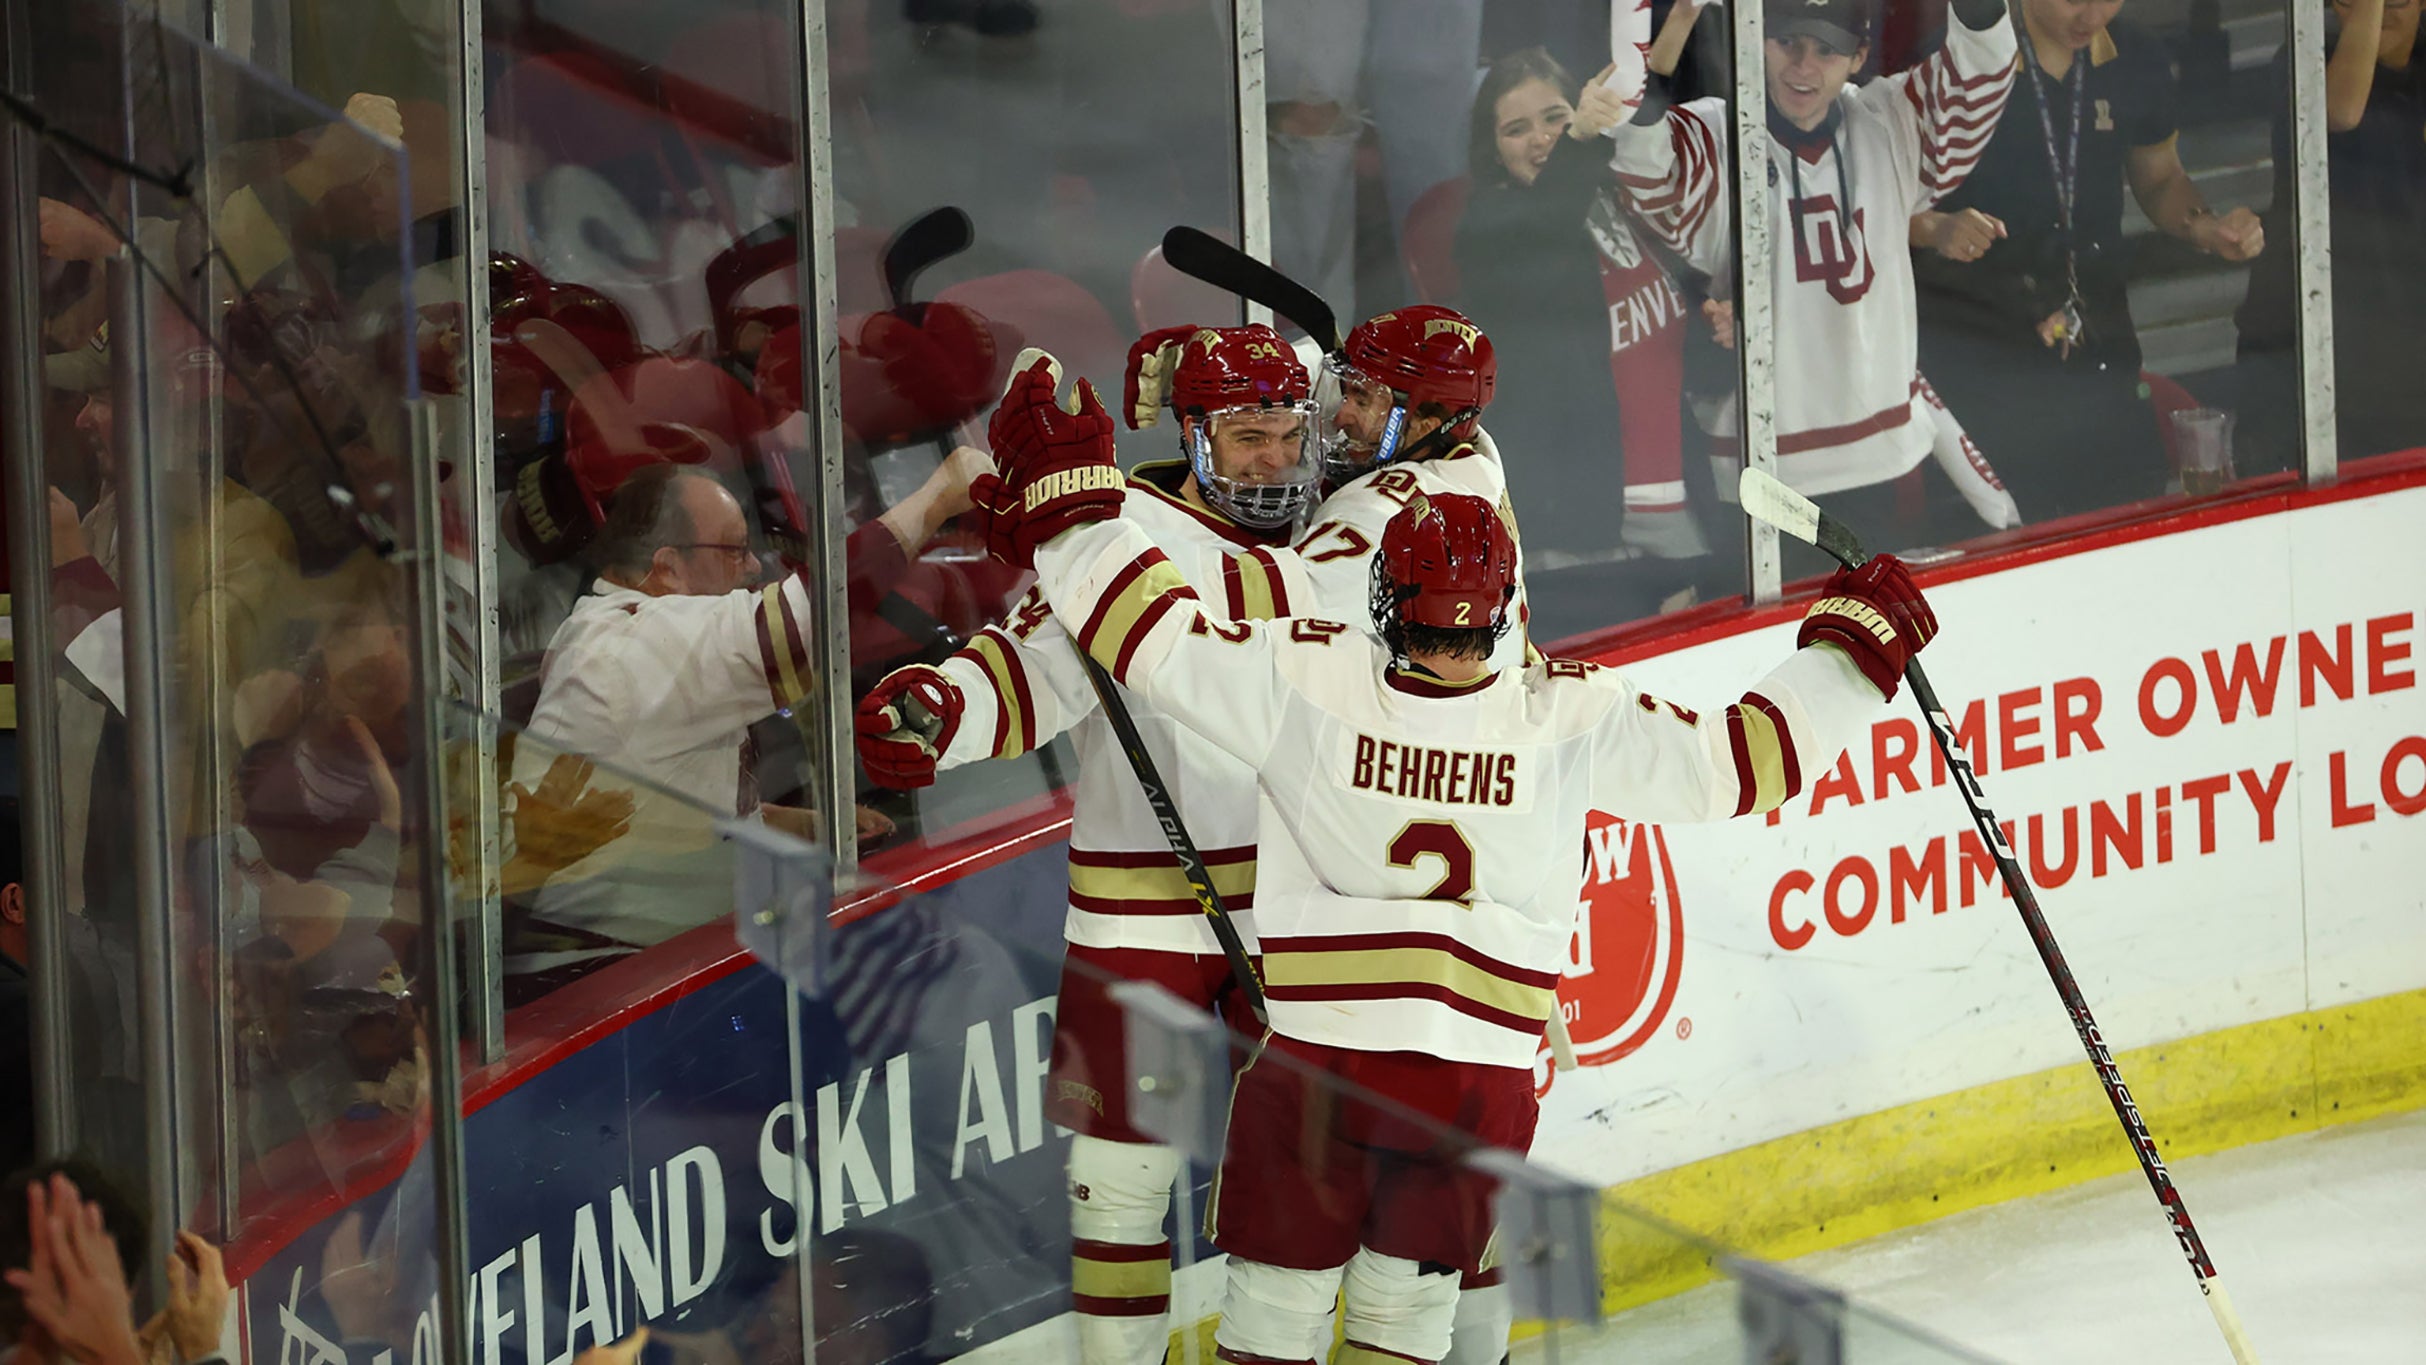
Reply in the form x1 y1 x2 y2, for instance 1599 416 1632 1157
1608 0 2021 570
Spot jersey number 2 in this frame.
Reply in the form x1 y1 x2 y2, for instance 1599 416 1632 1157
1389 820 1474 904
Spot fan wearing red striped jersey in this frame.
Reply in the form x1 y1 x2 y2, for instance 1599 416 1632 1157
1609 0 2016 550
855 326 1319 1365
978 355 1936 1365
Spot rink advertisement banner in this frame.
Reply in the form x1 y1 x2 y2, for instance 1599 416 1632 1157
1531 483 2426 1184
240 848 1090 1365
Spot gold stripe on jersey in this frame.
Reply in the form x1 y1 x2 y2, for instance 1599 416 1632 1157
1232 551 1284 621
757 584 813 708
1264 944 1556 1024
1068 852 1257 905
1069 1253 1171 1303
1729 700 1791 816
1079 554 1194 674
964 632 1033 759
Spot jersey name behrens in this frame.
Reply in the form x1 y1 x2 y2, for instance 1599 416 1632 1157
1350 735 1517 807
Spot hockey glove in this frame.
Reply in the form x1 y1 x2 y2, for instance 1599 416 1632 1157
970 350 1124 569
1123 324 1201 429
855 665 964 788
1798 554 1938 700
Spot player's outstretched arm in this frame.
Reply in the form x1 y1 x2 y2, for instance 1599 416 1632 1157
974 352 1292 772
854 588 1099 788
1579 555 1938 822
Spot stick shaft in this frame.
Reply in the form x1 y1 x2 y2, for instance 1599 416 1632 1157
1075 650 1267 1021
1791 498 2257 1360
1904 659 2225 1289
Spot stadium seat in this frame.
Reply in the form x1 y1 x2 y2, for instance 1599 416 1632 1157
1399 177 1471 306
1130 243 1246 333
937 269 1127 397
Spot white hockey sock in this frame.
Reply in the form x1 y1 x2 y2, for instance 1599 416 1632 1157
1443 1281 1512 1365
1338 1247 1461 1363
1070 1134 1182 1364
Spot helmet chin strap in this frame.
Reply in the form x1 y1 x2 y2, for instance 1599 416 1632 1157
1386 405 1481 465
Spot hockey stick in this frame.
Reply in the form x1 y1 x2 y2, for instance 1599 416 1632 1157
882 205 975 316
1074 654 1269 1025
1737 468 2261 1365
1160 226 1343 352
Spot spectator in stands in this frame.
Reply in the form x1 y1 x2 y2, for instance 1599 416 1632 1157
2236 0 2424 460
1454 35 1717 604
1265 0 1486 319
1454 51 1638 564
513 454 982 976
1914 0 2266 521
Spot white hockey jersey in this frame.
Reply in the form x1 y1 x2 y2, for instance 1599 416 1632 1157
1031 517 1889 1069
933 462 1313 956
1294 431 1536 673
1610 15 2016 495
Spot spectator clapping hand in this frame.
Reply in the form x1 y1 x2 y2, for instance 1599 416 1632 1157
138 1232 229 1363
2187 206 2265 262
3 1174 143 1365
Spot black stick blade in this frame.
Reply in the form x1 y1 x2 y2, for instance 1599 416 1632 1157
1160 226 1341 351
882 206 975 314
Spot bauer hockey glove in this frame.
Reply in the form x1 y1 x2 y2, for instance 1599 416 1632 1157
855 665 963 788
1123 324 1200 429
970 350 1124 569
1797 554 1939 700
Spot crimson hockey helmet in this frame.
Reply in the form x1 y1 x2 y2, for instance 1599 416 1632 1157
1171 325 1320 531
1370 491 1519 658
1317 305 1497 482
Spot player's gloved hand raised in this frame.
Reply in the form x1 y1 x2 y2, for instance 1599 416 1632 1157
1797 554 1938 700
855 665 963 788
968 349 1123 569
1123 324 1200 429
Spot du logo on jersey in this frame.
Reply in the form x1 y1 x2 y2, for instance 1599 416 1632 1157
1535 809 1685 1097
1789 194 1875 304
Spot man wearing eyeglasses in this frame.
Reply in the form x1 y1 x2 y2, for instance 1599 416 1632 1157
516 458 978 966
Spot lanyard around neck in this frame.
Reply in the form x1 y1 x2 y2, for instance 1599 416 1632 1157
2018 32 2089 241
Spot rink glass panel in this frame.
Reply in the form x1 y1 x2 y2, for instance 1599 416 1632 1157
1264 1 1755 647
833 0 1251 854
18 4 462 1351
1772 0 2322 587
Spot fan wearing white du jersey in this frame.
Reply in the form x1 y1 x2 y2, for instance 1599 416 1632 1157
1608 0 2015 503
973 353 1942 1365
855 324 1319 1365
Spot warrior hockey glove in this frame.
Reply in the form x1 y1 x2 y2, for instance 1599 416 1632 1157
855 665 963 788
969 350 1123 569
1798 554 1939 700
1123 324 1200 429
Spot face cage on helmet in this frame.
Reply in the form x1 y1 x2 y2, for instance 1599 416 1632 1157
1367 552 1513 666
1186 400 1321 531
1314 354 1411 485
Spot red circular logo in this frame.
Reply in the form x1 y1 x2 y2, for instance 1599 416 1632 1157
1536 811 1685 1097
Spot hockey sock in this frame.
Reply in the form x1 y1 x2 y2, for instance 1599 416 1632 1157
1069 1134 1182 1364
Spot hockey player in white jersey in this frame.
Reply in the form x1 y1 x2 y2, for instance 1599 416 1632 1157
974 354 1941 1365
854 324 1317 1364
1296 303 1535 674
1608 0 2016 537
